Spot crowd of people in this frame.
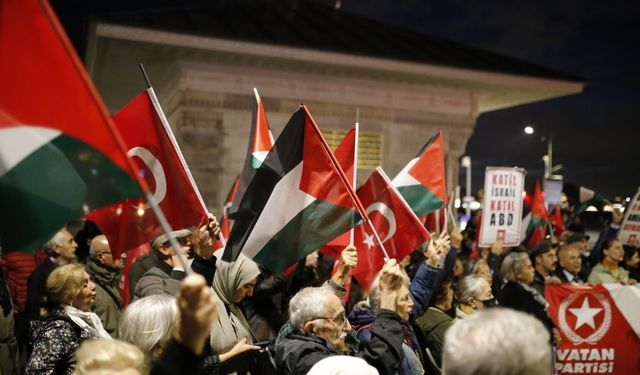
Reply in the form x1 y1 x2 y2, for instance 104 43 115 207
0 205 637 375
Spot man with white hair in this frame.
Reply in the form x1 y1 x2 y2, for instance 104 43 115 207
275 259 406 375
26 227 77 321
442 308 551 375
87 235 124 337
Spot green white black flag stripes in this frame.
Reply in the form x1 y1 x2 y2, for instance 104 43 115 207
223 106 362 274
392 130 446 217
0 126 140 251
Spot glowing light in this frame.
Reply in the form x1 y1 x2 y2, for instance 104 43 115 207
470 201 481 210
136 208 145 216
454 199 461 208
524 126 534 135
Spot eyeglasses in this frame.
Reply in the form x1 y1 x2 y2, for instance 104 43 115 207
313 311 347 327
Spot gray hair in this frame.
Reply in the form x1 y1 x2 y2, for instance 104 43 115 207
500 252 530 283
289 286 333 330
469 258 489 275
442 308 551 375
455 275 489 304
118 294 177 356
43 230 67 254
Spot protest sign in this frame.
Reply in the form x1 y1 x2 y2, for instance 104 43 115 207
479 167 525 247
618 188 640 246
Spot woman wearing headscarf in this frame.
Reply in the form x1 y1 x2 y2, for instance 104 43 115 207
26 264 111 374
209 250 262 374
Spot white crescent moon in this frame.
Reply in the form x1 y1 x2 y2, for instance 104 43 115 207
127 146 167 209
366 202 396 243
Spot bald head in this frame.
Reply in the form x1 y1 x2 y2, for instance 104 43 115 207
90 235 110 258
558 243 582 276
90 235 119 270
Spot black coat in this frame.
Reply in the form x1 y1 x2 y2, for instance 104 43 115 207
275 310 405 375
25 258 57 321
499 281 555 333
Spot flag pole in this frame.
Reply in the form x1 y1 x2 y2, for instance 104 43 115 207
139 64 227 249
350 109 360 245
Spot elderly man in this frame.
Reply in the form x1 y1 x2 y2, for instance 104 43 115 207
275 258 406 375
555 243 584 283
442 308 551 375
26 227 77 321
133 217 220 299
87 235 124 337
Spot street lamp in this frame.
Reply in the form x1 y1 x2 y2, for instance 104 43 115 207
461 155 472 217
523 126 561 179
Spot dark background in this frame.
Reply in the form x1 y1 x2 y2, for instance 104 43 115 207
53 0 640 200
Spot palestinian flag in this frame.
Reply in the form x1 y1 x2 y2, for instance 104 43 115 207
523 180 550 248
223 106 364 274
563 182 606 215
229 88 274 218
392 130 446 217
0 0 142 252
319 126 358 259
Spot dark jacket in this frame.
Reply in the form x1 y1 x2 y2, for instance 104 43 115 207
409 262 440 321
25 310 94 375
349 307 423 375
128 251 160 298
86 260 123 337
133 256 216 300
26 258 58 321
414 306 453 369
499 281 555 333
275 310 404 375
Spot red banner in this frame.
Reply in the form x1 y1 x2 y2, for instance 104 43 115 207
546 284 640 374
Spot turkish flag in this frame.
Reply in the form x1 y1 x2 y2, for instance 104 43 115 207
351 168 431 290
86 89 207 258
546 284 640 374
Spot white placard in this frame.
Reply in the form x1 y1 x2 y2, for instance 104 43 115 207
479 167 526 247
618 188 640 246
543 179 563 207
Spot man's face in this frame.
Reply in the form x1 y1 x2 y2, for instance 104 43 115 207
311 294 351 351
537 249 558 274
396 283 414 321
559 246 582 275
55 229 78 263
604 240 624 263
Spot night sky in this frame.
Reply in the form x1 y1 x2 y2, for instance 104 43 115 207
341 0 640 200
54 0 640 200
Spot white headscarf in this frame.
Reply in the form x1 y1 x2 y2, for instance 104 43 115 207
210 250 261 352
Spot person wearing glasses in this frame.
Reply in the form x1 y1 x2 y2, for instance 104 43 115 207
86 235 124 337
275 259 406 375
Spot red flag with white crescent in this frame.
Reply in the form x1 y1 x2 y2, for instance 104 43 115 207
87 89 207 258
